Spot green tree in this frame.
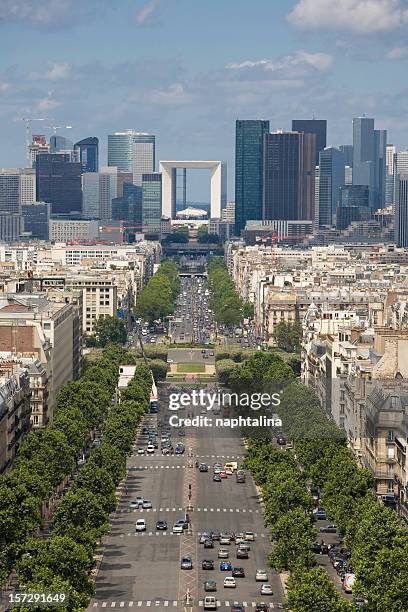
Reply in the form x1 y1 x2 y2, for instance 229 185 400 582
287 568 354 612
53 490 110 539
273 320 302 353
242 301 254 319
149 358 168 381
93 315 127 347
269 509 316 572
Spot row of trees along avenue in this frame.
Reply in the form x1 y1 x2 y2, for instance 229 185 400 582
0 345 152 611
207 257 253 328
135 260 181 324
226 352 408 612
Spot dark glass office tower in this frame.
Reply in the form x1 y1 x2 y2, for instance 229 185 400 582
36 154 82 215
292 119 327 165
235 119 270 235
318 147 345 226
339 145 353 167
262 131 316 221
74 137 99 173
352 117 387 210
50 135 73 153
112 183 142 226
142 173 162 236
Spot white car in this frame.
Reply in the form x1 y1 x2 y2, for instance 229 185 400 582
217 549 229 559
220 536 231 545
255 569 268 582
172 524 183 534
261 584 273 595
203 596 217 610
223 577 236 588
129 500 140 510
142 500 152 509
137 448 145 455
135 519 146 532
146 445 155 454
245 531 255 541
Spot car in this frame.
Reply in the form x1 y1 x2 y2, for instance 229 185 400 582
219 561 232 571
220 536 231 545
244 531 255 541
236 548 249 560
320 524 337 533
173 524 183 534
254 605 269 612
231 606 246 612
213 474 222 482
129 500 141 509
255 570 268 582
175 519 188 530
219 471 227 479
135 519 146 532
181 556 193 570
175 443 185 454
260 584 273 596
218 548 229 559
199 464 209 472
204 539 214 549
223 577 236 588
146 445 155 454
142 500 152 509
232 567 245 578
276 436 287 445
202 559 215 570
200 532 211 544
315 509 327 520
203 596 217 610
204 580 217 592
156 520 167 530
137 448 145 455
237 542 250 552
210 531 221 541
343 573 356 594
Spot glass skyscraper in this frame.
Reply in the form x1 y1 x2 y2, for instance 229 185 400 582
142 173 162 236
74 137 99 173
318 147 345 226
235 120 270 235
108 131 155 186
36 154 82 215
352 117 386 210
292 119 327 166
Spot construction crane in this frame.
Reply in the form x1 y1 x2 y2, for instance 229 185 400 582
21 117 47 165
48 124 73 135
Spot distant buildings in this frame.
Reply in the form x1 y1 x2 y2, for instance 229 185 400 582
142 173 162 236
22 202 50 240
0 171 21 214
108 131 155 186
262 130 316 222
235 120 270 235
49 218 99 242
318 147 345 226
36 153 82 215
352 117 386 210
74 137 99 173
28 135 49 168
292 119 327 166
395 174 408 247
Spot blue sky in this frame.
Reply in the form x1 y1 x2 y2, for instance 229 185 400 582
1 0 408 200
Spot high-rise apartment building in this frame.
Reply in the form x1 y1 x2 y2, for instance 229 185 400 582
262 130 316 222
318 147 345 226
235 120 270 235
142 173 162 235
352 117 386 209
108 131 155 186
395 174 408 247
292 119 327 165
0 171 21 214
36 154 82 215
74 137 99 173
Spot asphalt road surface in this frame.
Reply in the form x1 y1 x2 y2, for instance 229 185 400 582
90 383 285 611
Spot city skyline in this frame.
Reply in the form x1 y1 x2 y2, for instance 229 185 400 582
1 0 408 199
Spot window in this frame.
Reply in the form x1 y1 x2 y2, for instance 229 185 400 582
387 430 394 442
43 322 51 330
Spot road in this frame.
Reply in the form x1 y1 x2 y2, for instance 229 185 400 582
90 382 285 610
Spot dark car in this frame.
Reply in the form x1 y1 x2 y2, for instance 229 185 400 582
315 509 327 520
210 531 221 541
255 605 269 612
232 567 245 578
204 539 214 549
231 607 246 612
213 474 222 482
202 559 215 570
156 520 167 530
236 548 249 559
199 464 209 472
175 443 185 454
312 542 322 554
276 436 287 445
204 580 217 592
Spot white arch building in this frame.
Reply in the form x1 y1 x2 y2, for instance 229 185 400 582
159 160 227 219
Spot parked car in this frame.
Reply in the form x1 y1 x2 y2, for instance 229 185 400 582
320 524 337 533
315 509 327 520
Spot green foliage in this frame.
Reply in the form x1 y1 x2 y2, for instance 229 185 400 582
269 509 316 572
164 232 188 243
242 301 254 319
93 315 127 347
135 261 180 323
287 568 354 612
207 258 243 328
215 358 237 384
273 320 303 353
149 358 168 381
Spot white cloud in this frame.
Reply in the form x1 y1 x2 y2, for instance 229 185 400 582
226 51 333 73
386 46 408 59
136 0 161 25
28 62 71 81
37 95 60 111
287 0 408 34
147 83 192 105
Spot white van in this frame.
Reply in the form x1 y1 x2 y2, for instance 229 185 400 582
203 596 217 610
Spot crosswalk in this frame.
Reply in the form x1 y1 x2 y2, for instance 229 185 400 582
108 531 267 538
116 507 260 514
92 601 281 609
128 465 187 470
